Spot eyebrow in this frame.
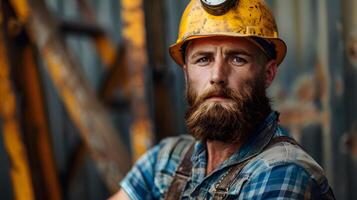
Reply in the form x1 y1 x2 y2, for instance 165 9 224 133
224 49 253 58
189 49 254 60
189 51 214 59
187 47 254 63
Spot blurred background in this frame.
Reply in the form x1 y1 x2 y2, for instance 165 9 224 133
0 0 356 199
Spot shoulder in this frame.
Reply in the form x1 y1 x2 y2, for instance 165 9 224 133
132 134 195 176
154 135 195 196
240 162 320 199
258 135 326 185
133 134 194 169
261 126 326 182
155 135 194 168
120 135 194 200
240 131 331 198
158 135 195 158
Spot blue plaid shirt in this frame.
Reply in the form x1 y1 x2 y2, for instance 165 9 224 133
120 112 333 199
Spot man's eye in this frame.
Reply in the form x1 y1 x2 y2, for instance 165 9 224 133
231 56 247 66
195 57 210 65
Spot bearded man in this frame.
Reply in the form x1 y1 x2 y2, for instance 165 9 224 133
110 0 335 199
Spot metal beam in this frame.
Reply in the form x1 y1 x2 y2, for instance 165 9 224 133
0 4 35 199
20 45 62 200
145 0 177 141
341 0 357 199
120 0 154 161
9 0 131 192
76 0 116 70
59 20 104 37
76 0 131 103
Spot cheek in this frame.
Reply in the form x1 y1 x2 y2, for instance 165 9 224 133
187 67 211 91
227 69 252 89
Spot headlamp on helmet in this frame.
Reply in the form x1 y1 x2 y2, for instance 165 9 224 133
200 0 237 16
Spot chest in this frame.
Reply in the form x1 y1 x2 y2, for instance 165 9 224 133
153 160 254 200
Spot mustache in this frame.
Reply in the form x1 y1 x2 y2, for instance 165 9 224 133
189 85 238 107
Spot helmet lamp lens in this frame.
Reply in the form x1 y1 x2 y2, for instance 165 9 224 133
201 0 237 15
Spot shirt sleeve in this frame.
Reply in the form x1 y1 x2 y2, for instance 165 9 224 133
120 144 161 200
239 163 320 199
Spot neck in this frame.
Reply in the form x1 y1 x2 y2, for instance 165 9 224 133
205 140 243 175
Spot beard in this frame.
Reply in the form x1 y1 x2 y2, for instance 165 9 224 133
185 73 272 144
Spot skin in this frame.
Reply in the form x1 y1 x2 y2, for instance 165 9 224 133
108 190 130 200
184 36 277 175
109 36 278 199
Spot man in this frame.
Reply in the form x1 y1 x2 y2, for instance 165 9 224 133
111 0 335 199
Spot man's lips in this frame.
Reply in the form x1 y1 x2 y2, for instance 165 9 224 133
204 95 230 101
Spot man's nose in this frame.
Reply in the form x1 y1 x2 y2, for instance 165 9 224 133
210 58 228 86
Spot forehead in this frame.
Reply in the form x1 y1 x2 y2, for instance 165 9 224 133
186 36 261 55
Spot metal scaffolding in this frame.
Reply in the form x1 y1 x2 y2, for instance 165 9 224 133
0 0 356 199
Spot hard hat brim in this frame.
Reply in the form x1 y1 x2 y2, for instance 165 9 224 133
169 34 287 66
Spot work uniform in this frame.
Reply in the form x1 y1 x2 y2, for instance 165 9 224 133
120 112 334 199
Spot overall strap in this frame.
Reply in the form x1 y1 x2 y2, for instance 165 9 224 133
212 135 302 200
164 135 301 200
212 157 253 199
164 143 195 200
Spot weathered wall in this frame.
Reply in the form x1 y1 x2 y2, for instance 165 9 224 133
0 0 355 199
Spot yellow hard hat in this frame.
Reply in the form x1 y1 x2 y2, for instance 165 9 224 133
169 0 287 66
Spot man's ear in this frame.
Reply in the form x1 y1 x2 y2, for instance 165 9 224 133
183 64 187 70
264 60 278 88
183 64 188 84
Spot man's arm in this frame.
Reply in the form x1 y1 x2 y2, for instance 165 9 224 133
108 136 187 200
108 190 130 200
108 142 163 200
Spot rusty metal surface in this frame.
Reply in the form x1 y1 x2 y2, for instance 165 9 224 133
9 0 131 193
273 0 334 181
0 5 35 199
268 0 341 193
144 0 177 141
0 0 355 199
341 0 357 199
59 20 104 37
342 0 357 69
76 0 131 103
344 124 357 160
76 0 153 161
264 1 354 199
76 0 116 70
20 45 62 200
120 0 154 161
315 0 333 184
98 44 131 104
